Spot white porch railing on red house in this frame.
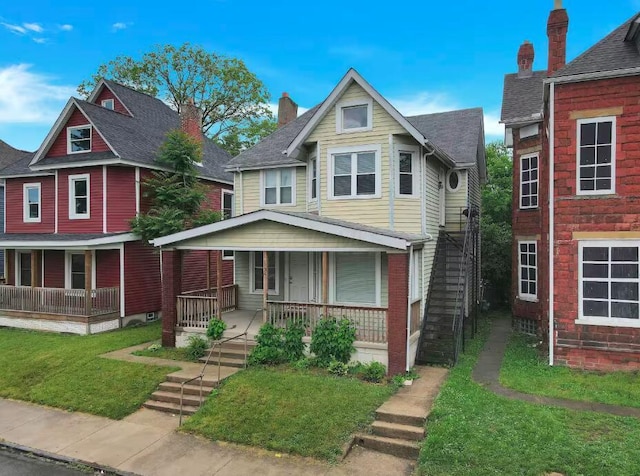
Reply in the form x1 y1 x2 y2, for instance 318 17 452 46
267 301 388 344
177 284 238 328
0 285 119 317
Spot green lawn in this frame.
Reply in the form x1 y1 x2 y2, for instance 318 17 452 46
501 332 640 408
182 367 394 461
0 322 177 419
133 343 199 362
418 315 640 476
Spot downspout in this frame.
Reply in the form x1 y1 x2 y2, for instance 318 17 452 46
548 81 555 366
405 244 414 372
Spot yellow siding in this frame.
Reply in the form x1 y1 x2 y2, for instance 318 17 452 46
180 220 393 251
394 200 422 234
307 82 406 229
421 159 441 299
445 170 468 232
238 167 307 215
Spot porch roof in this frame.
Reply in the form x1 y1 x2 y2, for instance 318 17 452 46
151 210 427 251
0 232 137 249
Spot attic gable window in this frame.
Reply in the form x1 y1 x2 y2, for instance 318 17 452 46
101 99 114 110
336 98 373 133
67 126 92 154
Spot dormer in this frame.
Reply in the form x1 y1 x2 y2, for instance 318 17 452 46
87 79 133 116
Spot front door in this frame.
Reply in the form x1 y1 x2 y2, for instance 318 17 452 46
288 252 309 302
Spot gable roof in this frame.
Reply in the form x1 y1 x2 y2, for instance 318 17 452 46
500 71 546 125
552 14 640 79
0 140 35 176
29 80 233 183
227 69 485 175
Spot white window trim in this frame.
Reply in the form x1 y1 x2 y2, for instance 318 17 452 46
64 251 97 290
519 153 539 210
395 146 420 198
329 252 381 307
577 240 640 328
221 189 234 260
67 125 92 155
327 144 382 200
101 99 115 110
576 116 616 196
69 173 90 220
518 240 538 302
308 154 318 202
249 251 279 294
446 170 462 193
259 168 297 207
336 97 373 134
23 183 41 223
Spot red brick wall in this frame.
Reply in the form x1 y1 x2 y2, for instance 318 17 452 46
106 166 136 233
5 176 55 233
57 167 103 233
43 250 64 288
124 240 161 316
387 253 409 375
96 249 120 288
46 109 110 158
94 86 129 115
552 76 640 370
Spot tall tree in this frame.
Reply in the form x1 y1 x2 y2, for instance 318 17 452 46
130 130 221 242
78 43 273 145
216 117 278 157
481 141 513 307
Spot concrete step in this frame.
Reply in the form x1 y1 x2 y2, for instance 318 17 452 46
376 409 425 427
371 421 425 441
150 390 206 407
354 434 420 460
198 355 246 368
142 399 199 416
165 374 219 388
158 381 215 396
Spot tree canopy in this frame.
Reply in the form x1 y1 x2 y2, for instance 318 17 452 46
78 43 274 152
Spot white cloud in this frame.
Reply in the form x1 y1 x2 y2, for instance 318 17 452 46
23 22 43 33
0 64 75 124
112 22 129 31
59 24 73 31
2 22 26 34
32 37 47 44
483 112 505 138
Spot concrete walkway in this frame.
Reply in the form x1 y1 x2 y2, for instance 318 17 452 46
472 318 640 418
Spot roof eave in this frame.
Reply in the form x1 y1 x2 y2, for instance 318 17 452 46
500 113 543 127
545 66 640 84
224 161 307 173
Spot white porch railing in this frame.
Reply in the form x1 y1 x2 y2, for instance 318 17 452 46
177 284 238 328
0 285 119 317
267 301 388 343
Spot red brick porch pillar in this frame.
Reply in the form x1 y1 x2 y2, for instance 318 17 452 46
162 249 182 347
387 252 409 375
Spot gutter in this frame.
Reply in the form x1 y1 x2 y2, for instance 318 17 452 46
548 81 555 366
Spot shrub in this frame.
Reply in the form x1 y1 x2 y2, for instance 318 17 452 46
147 343 161 352
292 357 312 371
248 323 285 365
310 317 356 366
283 322 306 362
206 318 227 341
327 360 349 377
185 335 208 361
361 362 386 383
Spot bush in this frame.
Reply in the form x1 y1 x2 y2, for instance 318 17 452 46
185 335 208 361
310 317 356 366
361 362 386 383
327 360 349 377
206 318 227 341
283 322 306 362
292 358 312 371
249 323 285 365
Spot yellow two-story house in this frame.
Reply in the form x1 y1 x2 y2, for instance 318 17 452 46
154 69 486 374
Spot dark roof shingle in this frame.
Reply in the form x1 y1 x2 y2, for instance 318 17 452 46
0 140 35 175
500 71 546 125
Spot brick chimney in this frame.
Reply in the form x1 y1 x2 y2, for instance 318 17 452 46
547 0 569 76
277 92 298 128
180 98 203 143
517 41 535 78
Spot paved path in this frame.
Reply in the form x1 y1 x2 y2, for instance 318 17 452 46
472 318 640 418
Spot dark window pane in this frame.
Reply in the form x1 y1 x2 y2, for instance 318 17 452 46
20 270 31 286
520 253 528 266
531 156 538 168
71 140 90 152
597 146 611 164
71 273 84 290
334 176 351 196
71 254 84 273
254 272 262 291
581 166 595 179
522 197 530 207
583 263 608 278
529 283 536 295
75 198 87 214
254 251 263 267
612 282 639 301
528 268 536 281
612 247 638 262
522 158 529 170
399 154 412 173
531 170 538 180
611 302 638 319
531 196 538 207
280 186 292 204
584 247 608 261
520 244 527 253
29 204 38 218
597 121 612 144
531 183 538 195
580 147 595 165
448 172 459 190
529 253 536 266
522 171 530 182
522 183 530 196
356 174 375 195
584 300 608 317
584 281 608 299
580 179 595 191
596 179 611 191
596 165 611 178
529 243 536 253
74 180 87 196
612 263 638 279
521 281 528 294
265 187 277 204
581 123 596 146
399 175 413 195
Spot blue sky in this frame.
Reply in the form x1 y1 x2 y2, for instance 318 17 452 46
0 0 638 152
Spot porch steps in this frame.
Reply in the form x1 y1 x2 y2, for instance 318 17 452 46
142 400 200 416
197 341 256 368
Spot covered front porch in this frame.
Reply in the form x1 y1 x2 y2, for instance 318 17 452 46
154 210 426 374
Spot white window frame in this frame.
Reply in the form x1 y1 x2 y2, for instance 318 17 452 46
577 240 640 328
520 153 539 209
446 170 462 193
67 125 92 154
23 183 41 223
327 144 382 200
576 116 616 196
260 168 296 207
69 173 90 220
64 251 97 290
329 252 381 306
221 189 234 260
101 99 115 110
518 241 538 302
396 146 420 198
336 97 373 134
308 154 318 201
250 251 279 294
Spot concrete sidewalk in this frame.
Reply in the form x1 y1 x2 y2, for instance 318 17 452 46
0 398 414 476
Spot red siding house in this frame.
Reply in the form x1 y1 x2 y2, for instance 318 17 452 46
502 3 640 370
0 80 233 334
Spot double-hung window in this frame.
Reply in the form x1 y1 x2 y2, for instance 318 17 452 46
577 117 615 195
520 153 538 209
396 147 419 197
328 145 381 199
579 241 640 326
262 168 294 206
251 251 278 293
67 126 92 153
221 190 234 259
333 252 379 305
69 174 90 219
518 241 537 301
309 157 318 200
65 251 96 290
23 183 41 223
